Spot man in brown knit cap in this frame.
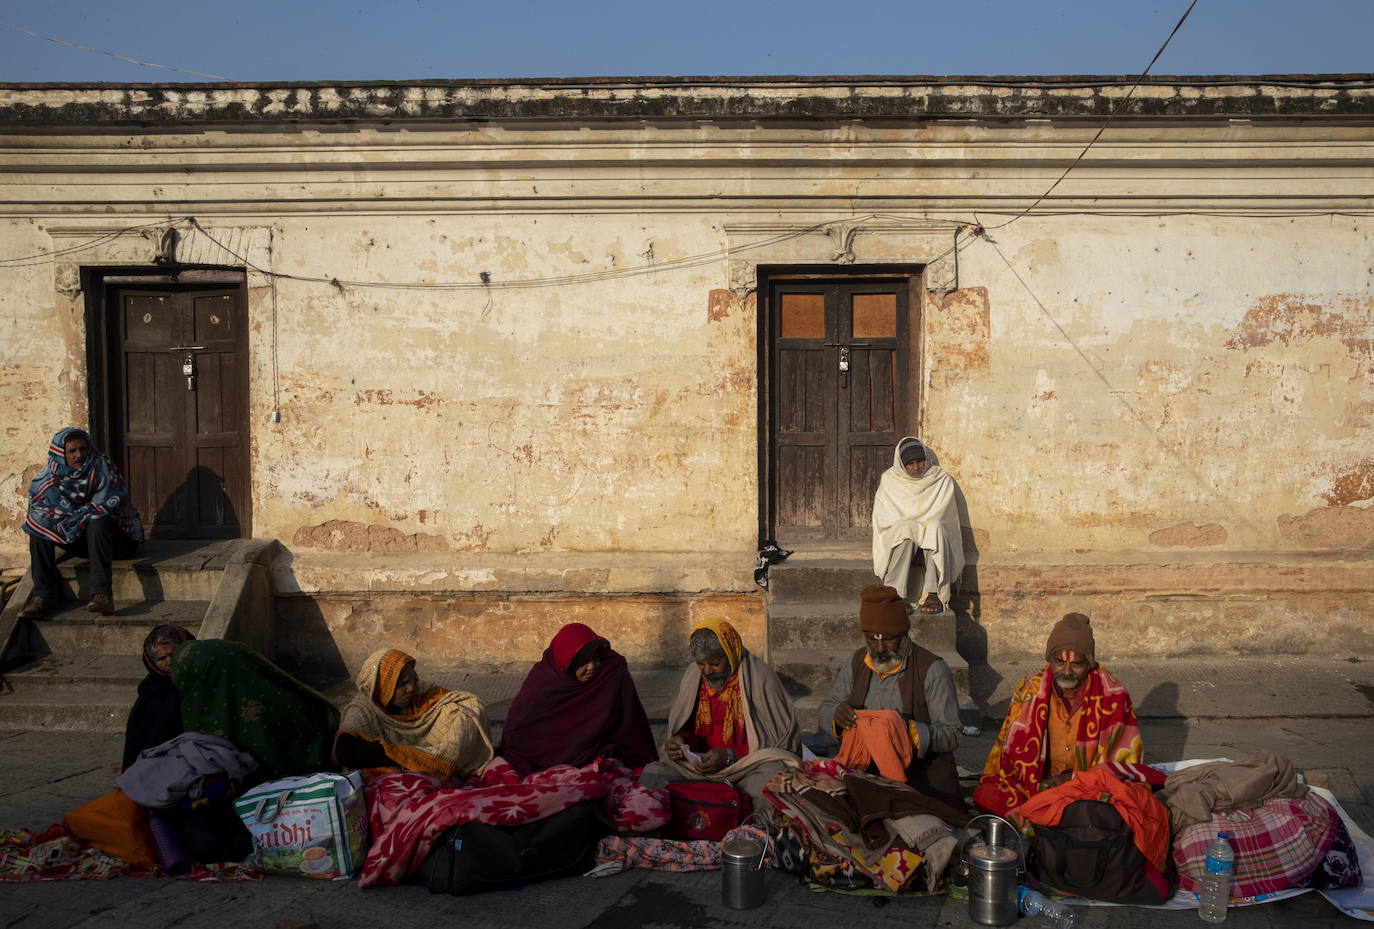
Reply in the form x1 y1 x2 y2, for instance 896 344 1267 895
817 584 964 811
973 612 1144 816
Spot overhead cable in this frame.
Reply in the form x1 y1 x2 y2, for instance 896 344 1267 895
0 21 233 81
987 0 1202 230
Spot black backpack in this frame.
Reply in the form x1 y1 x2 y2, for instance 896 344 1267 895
1028 799 1173 905
416 801 605 895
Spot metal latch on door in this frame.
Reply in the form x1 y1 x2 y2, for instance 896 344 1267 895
823 342 869 388
172 345 206 391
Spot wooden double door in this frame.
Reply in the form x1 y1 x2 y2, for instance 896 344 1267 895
106 284 250 539
766 274 917 543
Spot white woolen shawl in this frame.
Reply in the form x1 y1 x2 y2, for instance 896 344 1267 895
870 437 966 589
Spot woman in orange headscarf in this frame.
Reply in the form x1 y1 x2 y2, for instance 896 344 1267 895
333 648 493 780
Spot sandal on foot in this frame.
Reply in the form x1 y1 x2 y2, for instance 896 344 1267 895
918 595 943 614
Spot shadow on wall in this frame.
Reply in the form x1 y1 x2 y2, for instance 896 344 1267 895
1136 679 1191 762
265 548 349 684
950 482 1000 713
151 466 239 539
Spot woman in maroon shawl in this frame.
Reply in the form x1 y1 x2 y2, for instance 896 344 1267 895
498 623 657 776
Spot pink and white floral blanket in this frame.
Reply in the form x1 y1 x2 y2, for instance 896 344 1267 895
359 755 668 887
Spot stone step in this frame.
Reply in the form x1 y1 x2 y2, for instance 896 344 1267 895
0 653 145 693
20 600 207 656
768 601 958 653
0 688 133 731
48 540 237 603
766 558 878 603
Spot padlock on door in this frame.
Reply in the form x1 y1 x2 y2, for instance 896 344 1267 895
183 353 196 391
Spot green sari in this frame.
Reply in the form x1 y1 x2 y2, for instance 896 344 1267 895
171 640 340 782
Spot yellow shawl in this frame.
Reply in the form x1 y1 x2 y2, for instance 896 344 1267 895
336 648 493 779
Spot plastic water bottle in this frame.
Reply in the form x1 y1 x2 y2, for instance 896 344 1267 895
1198 832 1235 923
1018 886 1076 929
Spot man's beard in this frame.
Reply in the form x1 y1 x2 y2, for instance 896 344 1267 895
870 647 905 673
703 670 731 690
1054 673 1085 691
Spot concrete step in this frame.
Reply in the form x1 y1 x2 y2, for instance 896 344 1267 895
768 601 958 652
22 600 207 655
0 689 134 731
766 558 878 603
50 539 237 603
0 655 144 731
1 654 144 691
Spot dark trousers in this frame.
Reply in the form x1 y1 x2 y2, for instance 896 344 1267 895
28 517 139 598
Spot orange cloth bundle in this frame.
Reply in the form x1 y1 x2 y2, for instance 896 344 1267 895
62 789 159 869
836 709 913 782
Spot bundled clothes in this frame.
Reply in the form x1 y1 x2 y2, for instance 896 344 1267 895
641 618 801 808
335 648 492 781
359 756 668 887
870 437 965 602
499 623 657 776
974 664 1142 816
117 733 258 809
1014 766 1171 871
764 761 966 893
1160 752 1308 830
171 640 339 783
24 427 143 546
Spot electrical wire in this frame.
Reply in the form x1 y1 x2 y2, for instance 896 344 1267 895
184 215 915 292
986 0 1202 230
0 22 233 81
976 227 1261 535
0 218 188 266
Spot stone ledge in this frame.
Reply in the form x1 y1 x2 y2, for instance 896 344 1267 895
271 550 758 597
3 76 1374 126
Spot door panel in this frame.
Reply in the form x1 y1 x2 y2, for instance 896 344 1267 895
770 277 912 542
111 286 249 539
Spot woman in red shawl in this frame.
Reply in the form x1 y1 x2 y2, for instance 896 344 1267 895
498 623 657 776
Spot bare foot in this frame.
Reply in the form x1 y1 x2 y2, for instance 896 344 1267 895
918 593 943 614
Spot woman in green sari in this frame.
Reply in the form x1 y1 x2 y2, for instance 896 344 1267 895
171 639 340 782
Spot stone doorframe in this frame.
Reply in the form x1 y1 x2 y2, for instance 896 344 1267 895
725 218 963 545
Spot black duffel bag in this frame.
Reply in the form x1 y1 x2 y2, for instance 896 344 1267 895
416 800 605 895
1027 799 1172 905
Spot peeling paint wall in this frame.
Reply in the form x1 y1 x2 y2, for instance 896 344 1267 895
922 219 1374 555
0 79 1371 659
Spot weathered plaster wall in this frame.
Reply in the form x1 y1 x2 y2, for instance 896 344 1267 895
922 215 1374 556
273 592 766 676
0 77 1370 659
254 216 756 556
0 222 89 567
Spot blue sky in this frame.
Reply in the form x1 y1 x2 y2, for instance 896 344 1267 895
0 0 1370 83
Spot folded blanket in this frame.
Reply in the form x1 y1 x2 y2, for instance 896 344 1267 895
359 755 668 887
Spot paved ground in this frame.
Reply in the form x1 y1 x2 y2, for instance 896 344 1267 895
2 655 1373 928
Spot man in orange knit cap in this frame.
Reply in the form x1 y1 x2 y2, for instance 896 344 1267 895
973 612 1144 816
817 584 964 811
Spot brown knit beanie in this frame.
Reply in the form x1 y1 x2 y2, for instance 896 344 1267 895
1045 612 1095 665
859 585 911 636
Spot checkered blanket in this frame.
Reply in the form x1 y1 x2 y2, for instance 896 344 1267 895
1173 791 1358 901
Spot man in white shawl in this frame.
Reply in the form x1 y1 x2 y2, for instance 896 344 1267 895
871 437 966 614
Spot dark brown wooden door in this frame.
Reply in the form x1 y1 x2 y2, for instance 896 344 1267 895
770 279 910 542
112 286 249 539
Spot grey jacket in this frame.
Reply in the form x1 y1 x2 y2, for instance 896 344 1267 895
116 732 258 808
